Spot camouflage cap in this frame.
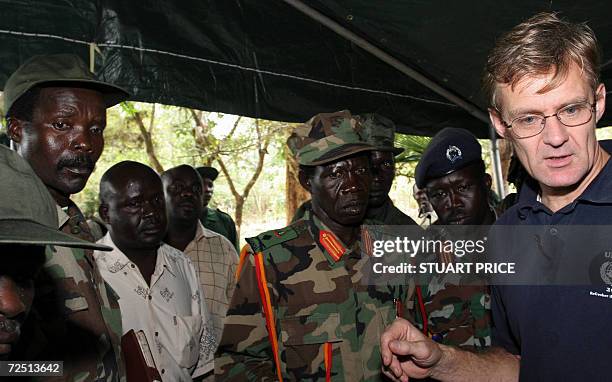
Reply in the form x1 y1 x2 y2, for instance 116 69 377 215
0 145 111 250
287 110 376 166
3 54 130 116
358 113 404 156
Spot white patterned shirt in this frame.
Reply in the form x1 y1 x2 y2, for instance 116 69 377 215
94 234 215 381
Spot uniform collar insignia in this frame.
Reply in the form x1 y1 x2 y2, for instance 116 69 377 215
319 230 346 262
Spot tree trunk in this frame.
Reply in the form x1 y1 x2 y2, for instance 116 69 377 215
285 148 310 224
132 104 164 173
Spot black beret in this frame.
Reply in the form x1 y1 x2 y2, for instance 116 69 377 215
195 166 219 181
415 127 482 188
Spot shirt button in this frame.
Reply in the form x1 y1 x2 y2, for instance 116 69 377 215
148 295 152 300
130 264 136 268
161 369 165 374
550 228 558 236
155 331 159 337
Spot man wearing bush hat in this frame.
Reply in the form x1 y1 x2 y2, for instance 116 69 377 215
3 53 129 381
216 110 409 381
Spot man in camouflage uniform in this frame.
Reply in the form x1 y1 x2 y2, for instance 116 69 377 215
413 127 495 350
360 113 418 226
291 113 417 227
4 54 129 381
215 110 407 381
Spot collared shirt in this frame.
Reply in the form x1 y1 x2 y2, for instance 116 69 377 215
182 222 238 352
94 234 214 381
216 209 406 381
491 141 612 381
24 202 125 382
199 207 239 250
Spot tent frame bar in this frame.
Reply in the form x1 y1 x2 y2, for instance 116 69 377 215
283 0 506 197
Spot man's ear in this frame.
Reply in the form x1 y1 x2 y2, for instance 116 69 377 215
488 108 509 139
298 170 311 192
99 203 110 224
595 83 606 123
483 173 493 190
6 117 25 144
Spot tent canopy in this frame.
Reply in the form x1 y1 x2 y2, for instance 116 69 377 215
2 1 612 138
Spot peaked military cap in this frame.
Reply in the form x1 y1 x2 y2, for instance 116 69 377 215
196 166 219 181
415 127 483 188
3 53 129 116
287 110 376 166
358 113 404 156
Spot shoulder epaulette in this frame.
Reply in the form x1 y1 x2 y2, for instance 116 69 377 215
245 226 299 252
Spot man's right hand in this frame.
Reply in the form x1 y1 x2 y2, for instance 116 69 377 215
380 317 443 381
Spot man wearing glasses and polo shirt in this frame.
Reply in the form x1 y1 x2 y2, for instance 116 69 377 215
380 12 612 381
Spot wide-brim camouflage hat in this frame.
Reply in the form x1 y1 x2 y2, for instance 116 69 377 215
0 145 111 250
3 54 130 116
288 110 377 166
358 113 404 156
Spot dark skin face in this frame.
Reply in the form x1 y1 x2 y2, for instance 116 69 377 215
162 166 203 225
202 178 214 208
100 165 168 255
8 87 106 205
369 150 395 208
426 164 492 225
300 155 371 232
0 245 45 359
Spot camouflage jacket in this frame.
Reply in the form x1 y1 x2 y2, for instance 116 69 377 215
215 210 406 381
367 199 418 226
414 225 491 350
25 202 125 381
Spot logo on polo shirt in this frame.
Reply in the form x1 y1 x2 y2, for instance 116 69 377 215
601 261 612 285
446 145 462 163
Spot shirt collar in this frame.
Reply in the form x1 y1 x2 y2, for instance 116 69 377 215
95 233 176 277
305 209 352 265
515 140 612 217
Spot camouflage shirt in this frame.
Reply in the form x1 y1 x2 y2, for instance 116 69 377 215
414 225 491 350
215 210 406 381
25 202 125 381
366 199 418 226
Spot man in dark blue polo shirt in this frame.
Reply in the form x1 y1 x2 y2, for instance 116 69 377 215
380 12 611 381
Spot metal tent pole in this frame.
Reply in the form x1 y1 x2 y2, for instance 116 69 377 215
283 0 506 195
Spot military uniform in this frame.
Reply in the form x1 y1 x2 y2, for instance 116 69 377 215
413 128 493 350
215 210 405 381
368 199 417 226
216 110 407 381
28 202 126 381
200 207 239 251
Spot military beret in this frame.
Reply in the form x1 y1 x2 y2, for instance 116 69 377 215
196 166 219 181
358 113 404 156
3 54 129 116
286 110 376 166
415 127 483 188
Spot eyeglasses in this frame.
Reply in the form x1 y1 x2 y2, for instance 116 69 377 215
501 101 596 139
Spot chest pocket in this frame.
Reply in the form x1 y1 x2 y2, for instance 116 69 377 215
280 313 342 377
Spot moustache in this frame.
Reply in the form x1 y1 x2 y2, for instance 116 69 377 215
57 154 95 171
0 319 21 335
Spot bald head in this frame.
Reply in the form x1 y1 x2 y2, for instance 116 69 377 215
161 165 203 225
99 161 167 252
